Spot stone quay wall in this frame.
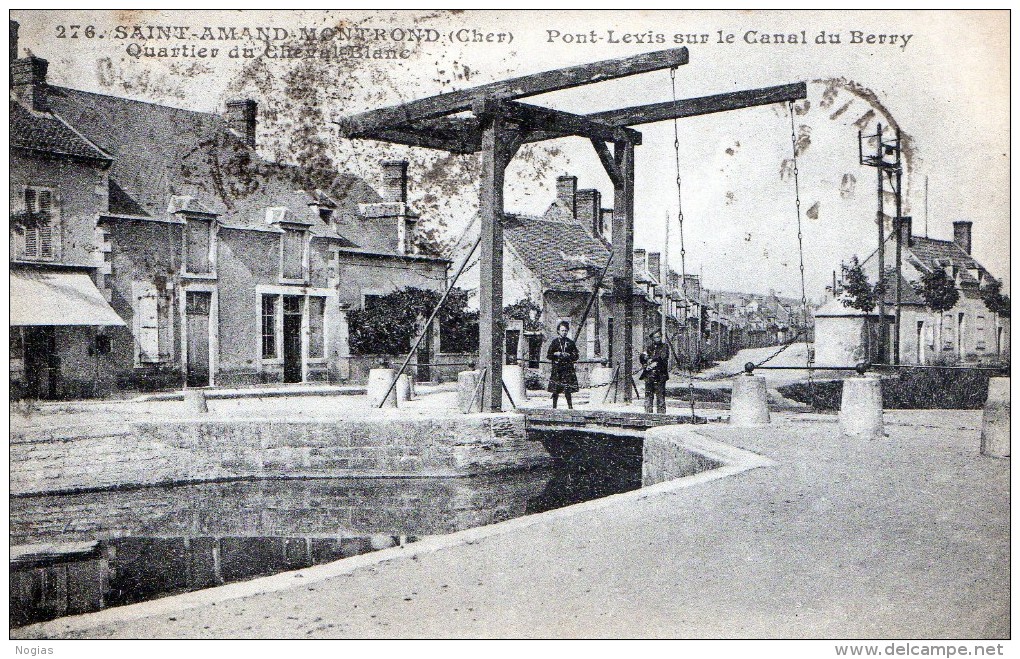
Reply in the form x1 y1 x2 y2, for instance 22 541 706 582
11 415 551 496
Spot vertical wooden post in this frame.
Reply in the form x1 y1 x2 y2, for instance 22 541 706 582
611 140 635 402
478 112 509 412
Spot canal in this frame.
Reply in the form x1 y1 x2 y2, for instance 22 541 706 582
10 428 718 628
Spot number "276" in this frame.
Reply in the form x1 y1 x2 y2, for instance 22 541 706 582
56 25 97 38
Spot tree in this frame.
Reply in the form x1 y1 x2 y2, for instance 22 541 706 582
439 287 479 353
914 268 960 315
502 298 543 333
981 280 1011 318
831 256 885 313
912 268 960 360
347 287 442 356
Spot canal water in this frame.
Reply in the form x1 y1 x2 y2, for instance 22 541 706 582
10 429 715 628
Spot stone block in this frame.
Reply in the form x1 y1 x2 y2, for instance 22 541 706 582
367 368 397 408
839 376 884 439
729 375 770 427
457 370 482 413
981 377 1010 458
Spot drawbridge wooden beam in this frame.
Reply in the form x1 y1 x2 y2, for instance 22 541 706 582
588 82 807 127
338 47 688 138
475 99 642 145
351 82 806 153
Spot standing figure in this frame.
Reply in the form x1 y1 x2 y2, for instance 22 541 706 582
640 329 671 413
547 320 579 409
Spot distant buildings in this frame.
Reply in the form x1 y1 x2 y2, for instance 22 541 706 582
501 173 810 382
814 218 1010 366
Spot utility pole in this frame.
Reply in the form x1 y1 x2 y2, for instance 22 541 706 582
859 123 903 365
892 129 903 366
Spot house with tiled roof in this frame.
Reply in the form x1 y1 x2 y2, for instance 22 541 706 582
502 175 662 383
9 21 447 398
815 217 1009 366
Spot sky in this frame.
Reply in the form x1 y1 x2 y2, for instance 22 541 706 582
13 9 1009 299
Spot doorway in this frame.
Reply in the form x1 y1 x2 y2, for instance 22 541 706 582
505 329 521 365
23 326 58 399
283 296 303 383
527 334 543 369
185 291 212 387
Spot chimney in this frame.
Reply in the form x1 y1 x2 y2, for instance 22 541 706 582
556 175 577 217
10 20 18 63
633 248 647 277
647 252 662 280
381 159 409 203
11 56 49 111
897 216 912 247
601 208 614 243
953 220 972 255
225 99 257 148
575 189 601 234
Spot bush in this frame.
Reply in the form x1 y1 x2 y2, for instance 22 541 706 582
349 287 478 356
778 367 998 410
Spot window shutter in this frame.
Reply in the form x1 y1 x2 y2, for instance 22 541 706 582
158 288 174 361
134 281 160 362
38 190 53 259
23 188 38 257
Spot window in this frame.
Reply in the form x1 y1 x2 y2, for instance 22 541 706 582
186 291 211 315
281 228 306 280
185 218 213 275
318 207 334 224
261 295 278 359
308 296 326 359
19 187 58 260
134 281 173 364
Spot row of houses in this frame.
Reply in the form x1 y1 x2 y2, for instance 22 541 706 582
10 21 448 400
498 175 811 385
814 218 1010 367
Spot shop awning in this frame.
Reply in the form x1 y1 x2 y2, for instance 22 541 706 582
10 270 126 326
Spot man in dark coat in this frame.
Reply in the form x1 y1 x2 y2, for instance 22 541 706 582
639 329 670 413
547 320 579 409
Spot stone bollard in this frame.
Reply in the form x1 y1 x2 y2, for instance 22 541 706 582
367 368 398 408
395 373 412 404
729 375 770 427
457 370 482 413
589 366 615 405
184 388 208 414
502 364 528 407
839 375 884 438
981 377 1010 458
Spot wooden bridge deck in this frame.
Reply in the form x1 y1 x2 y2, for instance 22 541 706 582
523 408 705 431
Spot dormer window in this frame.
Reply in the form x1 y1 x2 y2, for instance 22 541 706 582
169 197 219 278
280 226 308 282
319 207 334 224
266 206 313 283
184 216 215 276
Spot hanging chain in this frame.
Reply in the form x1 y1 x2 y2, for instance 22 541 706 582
670 67 696 420
788 100 815 406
